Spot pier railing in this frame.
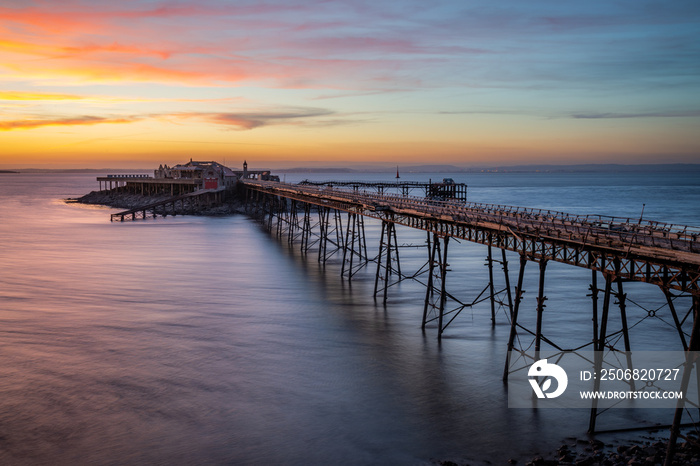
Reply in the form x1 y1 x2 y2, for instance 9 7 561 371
242 180 700 259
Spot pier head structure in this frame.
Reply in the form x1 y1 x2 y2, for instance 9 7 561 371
98 160 279 221
239 178 700 460
98 160 238 196
97 159 279 196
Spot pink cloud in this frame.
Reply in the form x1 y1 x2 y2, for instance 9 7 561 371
0 1 441 89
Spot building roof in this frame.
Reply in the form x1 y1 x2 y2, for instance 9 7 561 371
170 160 237 177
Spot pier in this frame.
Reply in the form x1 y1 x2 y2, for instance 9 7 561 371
238 178 700 459
98 166 700 462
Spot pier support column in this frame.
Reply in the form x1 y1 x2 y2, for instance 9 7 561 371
665 294 700 466
421 233 459 337
373 218 400 304
358 214 368 261
341 212 368 282
437 235 450 340
392 222 401 277
488 243 496 326
503 254 528 381
288 200 298 245
348 213 358 279
534 259 548 358
373 221 387 299
588 272 613 434
318 207 340 265
266 195 275 232
502 249 514 318
301 203 312 254
614 260 632 354
590 269 600 350
422 232 435 330
382 221 394 305
614 259 636 391
341 213 354 279
664 287 688 351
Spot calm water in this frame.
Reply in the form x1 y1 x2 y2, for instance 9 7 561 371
0 171 699 465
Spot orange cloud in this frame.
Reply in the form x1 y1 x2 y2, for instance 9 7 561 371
0 90 247 104
0 116 140 131
0 91 85 101
4 59 219 85
0 38 173 60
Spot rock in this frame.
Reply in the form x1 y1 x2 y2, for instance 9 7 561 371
628 445 641 455
559 453 574 462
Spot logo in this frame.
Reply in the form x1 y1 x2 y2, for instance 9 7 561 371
528 359 568 399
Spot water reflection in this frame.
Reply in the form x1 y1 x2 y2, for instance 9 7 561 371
0 173 697 464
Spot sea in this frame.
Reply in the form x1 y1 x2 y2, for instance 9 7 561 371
0 170 699 465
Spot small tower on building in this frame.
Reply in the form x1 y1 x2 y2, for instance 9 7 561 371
243 160 248 179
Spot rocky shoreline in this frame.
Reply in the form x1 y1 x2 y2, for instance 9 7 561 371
435 432 700 466
71 190 246 215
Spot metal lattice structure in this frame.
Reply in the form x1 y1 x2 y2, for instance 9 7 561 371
243 180 700 293
240 179 700 458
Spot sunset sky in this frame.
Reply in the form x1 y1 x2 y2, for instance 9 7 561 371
1 0 699 169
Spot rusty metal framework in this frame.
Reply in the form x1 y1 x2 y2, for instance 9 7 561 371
299 180 469 201
240 180 700 461
110 189 229 222
243 180 699 293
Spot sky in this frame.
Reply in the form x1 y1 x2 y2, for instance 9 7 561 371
1 0 699 169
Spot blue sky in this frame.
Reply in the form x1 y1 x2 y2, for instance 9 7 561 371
1 0 698 168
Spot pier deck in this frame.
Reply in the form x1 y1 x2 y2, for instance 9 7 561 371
242 179 700 293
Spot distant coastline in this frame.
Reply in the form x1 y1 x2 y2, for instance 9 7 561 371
3 163 700 175
276 163 700 174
